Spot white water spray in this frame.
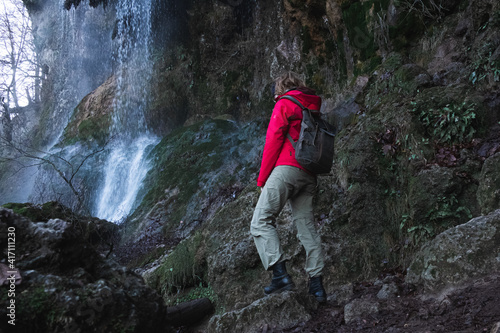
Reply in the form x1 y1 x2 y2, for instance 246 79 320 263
95 136 157 222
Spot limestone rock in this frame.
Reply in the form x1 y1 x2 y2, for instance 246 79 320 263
344 297 380 324
376 282 399 299
206 291 317 333
406 209 500 292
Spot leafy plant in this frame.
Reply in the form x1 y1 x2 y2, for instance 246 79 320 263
406 224 434 245
400 195 472 248
411 101 477 144
468 40 500 85
151 231 205 296
470 59 500 85
173 283 217 305
426 195 472 228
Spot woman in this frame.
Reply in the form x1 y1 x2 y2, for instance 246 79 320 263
250 71 326 303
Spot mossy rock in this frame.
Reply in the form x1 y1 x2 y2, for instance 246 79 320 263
207 291 317 333
408 166 472 238
62 75 116 146
477 152 500 214
131 119 239 223
410 85 486 144
1 201 69 222
406 209 500 292
13 285 63 332
1 202 118 249
393 64 431 95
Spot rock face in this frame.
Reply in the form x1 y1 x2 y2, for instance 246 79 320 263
406 209 500 292
0 208 166 333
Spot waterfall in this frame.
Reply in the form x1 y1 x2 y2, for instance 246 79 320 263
0 0 160 221
95 136 157 222
93 0 159 222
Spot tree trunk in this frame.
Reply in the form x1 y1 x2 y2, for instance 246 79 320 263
1 99 13 143
166 298 214 327
34 63 40 103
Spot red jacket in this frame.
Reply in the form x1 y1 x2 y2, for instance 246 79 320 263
257 88 322 187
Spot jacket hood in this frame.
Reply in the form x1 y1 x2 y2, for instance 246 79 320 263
275 87 321 111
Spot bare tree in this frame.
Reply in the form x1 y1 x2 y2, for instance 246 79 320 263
0 0 40 109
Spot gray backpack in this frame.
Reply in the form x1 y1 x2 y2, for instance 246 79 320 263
279 95 336 175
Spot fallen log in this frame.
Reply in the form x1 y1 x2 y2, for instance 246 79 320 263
166 297 214 327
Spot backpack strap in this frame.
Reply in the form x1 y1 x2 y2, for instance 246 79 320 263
279 95 306 109
278 95 308 149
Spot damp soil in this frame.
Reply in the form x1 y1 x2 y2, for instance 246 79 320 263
283 272 500 333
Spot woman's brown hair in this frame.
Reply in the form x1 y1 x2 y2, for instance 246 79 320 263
274 71 306 96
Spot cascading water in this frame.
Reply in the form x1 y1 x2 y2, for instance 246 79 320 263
95 136 157 222
94 0 159 222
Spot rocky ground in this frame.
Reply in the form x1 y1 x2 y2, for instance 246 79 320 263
176 271 500 333
283 272 500 333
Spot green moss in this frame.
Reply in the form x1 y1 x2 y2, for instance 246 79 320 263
150 231 205 296
340 0 393 76
335 29 349 84
77 114 112 144
381 52 404 72
130 119 239 231
301 25 313 55
15 286 62 331
358 55 382 76
342 2 375 61
173 283 218 306
62 112 112 146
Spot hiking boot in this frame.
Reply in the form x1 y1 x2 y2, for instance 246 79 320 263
264 261 295 295
309 275 326 303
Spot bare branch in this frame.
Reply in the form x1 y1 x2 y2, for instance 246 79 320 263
0 134 110 210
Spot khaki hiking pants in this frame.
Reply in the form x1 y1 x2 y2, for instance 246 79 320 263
250 165 325 278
